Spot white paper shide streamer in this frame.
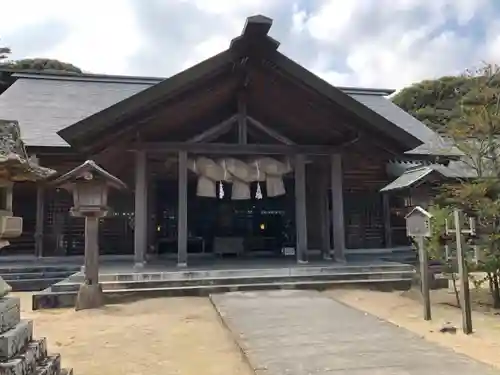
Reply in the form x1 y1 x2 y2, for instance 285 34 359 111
187 156 226 198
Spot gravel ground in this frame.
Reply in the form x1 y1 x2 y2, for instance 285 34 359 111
14 293 253 375
327 287 500 370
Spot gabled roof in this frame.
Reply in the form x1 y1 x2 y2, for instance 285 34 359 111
52 159 127 190
381 158 477 192
0 15 455 158
55 15 430 154
0 72 410 148
405 206 433 219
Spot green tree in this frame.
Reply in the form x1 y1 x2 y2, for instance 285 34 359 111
433 64 500 308
425 205 462 306
0 47 10 61
0 41 10 62
3 58 82 74
392 70 500 134
0 42 11 88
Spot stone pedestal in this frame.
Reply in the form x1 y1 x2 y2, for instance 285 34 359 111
75 283 104 311
0 296 72 375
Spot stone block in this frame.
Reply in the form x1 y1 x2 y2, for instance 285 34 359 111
0 338 47 375
0 320 33 360
33 354 61 375
0 297 20 334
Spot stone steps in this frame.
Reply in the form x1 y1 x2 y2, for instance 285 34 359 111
33 355 61 375
6 279 71 293
0 296 72 375
0 266 80 275
33 277 413 310
32 266 414 309
0 338 47 375
72 262 414 282
0 267 80 292
52 269 414 293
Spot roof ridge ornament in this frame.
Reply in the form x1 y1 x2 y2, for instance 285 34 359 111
229 15 280 55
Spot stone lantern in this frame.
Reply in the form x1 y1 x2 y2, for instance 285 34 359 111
0 120 56 297
52 160 126 310
0 120 74 374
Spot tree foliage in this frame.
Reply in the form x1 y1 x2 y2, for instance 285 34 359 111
1 58 82 74
392 67 500 134
0 45 10 62
427 64 500 308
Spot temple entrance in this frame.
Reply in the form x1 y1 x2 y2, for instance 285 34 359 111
155 178 295 258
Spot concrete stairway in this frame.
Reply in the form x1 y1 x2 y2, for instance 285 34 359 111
0 296 72 374
32 262 415 310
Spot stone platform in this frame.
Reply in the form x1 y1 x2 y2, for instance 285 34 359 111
0 296 72 375
32 260 415 310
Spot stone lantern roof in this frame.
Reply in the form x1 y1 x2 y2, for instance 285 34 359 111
0 119 56 181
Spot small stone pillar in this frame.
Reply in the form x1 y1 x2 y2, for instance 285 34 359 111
52 160 127 311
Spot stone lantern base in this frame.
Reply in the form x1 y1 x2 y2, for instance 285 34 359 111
75 282 104 311
0 296 73 374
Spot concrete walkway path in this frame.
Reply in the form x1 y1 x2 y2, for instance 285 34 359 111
210 290 499 374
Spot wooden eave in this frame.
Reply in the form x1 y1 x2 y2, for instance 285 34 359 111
262 51 420 151
57 49 235 151
57 14 423 154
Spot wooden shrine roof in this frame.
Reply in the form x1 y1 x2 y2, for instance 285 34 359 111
0 15 458 157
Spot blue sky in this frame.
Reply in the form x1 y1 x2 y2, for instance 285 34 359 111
1 0 499 89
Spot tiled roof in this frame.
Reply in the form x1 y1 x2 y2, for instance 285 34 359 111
351 93 462 157
0 73 155 147
382 159 478 191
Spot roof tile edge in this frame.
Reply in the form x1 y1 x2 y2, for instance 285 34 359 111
7 70 394 96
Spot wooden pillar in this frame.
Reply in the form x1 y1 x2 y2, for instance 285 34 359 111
35 184 45 257
177 150 188 267
134 151 148 267
331 154 346 262
382 193 392 248
148 179 157 259
237 93 247 144
84 217 100 285
319 162 331 259
294 154 308 263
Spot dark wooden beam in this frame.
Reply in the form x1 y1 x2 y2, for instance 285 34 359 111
130 142 341 155
238 93 248 144
331 153 346 261
317 160 331 259
35 184 45 257
247 116 295 145
187 115 238 143
177 150 188 267
134 151 147 267
295 153 308 263
382 193 392 247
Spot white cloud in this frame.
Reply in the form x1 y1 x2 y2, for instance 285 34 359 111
0 0 142 74
303 0 495 88
1 0 499 89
